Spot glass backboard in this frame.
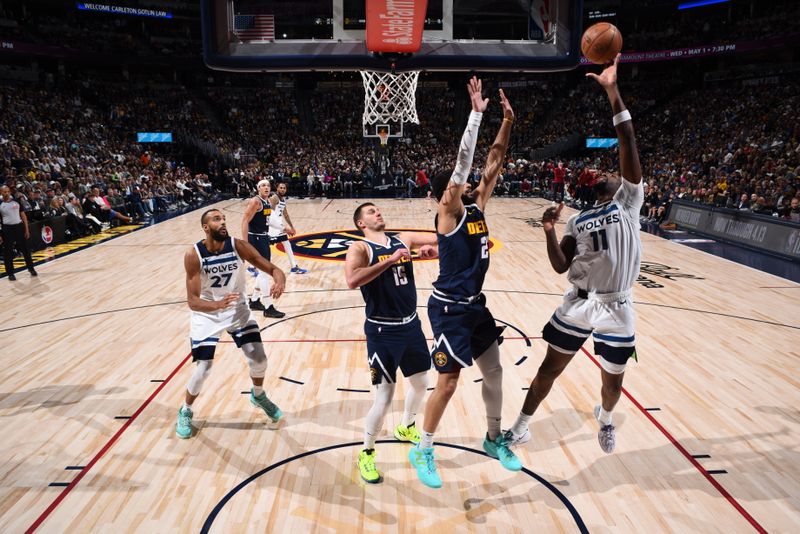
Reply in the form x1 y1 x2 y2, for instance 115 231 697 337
202 0 583 72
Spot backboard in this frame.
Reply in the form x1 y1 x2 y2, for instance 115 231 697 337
201 0 584 72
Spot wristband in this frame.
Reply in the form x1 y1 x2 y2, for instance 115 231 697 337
503 118 514 124
613 110 632 126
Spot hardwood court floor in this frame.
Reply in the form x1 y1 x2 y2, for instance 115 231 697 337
0 198 798 533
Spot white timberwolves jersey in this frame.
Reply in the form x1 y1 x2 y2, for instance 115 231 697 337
268 196 287 237
563 179 644 293
194 237 248 306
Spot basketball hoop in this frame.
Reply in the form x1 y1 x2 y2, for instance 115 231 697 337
360 70 420 129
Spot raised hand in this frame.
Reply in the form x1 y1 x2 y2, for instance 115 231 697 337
586 53 620 90
467 76 489 113
499 88 514 121
542 202 564 232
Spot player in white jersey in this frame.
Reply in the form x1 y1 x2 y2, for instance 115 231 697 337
268 181 307 274
175 208 287 439
507 55 644 453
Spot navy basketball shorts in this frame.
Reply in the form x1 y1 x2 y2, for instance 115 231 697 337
364 317 431 385
427 293 505 373
248 233 271 261
542 289 637 375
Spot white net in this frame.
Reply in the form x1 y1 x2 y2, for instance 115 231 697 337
360 70 420 129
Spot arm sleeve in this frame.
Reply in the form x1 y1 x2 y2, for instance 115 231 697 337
451 111 483 185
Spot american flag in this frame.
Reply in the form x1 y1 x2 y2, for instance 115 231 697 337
233 14 275 41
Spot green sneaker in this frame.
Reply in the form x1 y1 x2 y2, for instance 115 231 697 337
250 389 283 422
357 449 382 484
175 406 193 439
483 432 522 471
394 422 421 443
408 445 442 488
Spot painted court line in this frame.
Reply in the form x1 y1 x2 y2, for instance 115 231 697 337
25 353 193 534
579 347 766 533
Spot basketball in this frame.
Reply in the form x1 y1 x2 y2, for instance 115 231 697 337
581 22 623 64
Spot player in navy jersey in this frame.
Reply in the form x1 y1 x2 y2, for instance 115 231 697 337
345 202 438 484
241 179 284 318
408 77 519 489
176 208 286 439
507 55 644 454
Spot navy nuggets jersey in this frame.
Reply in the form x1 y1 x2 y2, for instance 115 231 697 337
248 197 272 235
194 237 247 304
433 204 489 299
360 235 416 320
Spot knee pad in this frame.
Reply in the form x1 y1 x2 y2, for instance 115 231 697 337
242 342 268 378
187 360 213 396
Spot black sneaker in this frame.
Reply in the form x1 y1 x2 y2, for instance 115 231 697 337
8 273 16 281
29 268 38 277
263 305 286 318
249 299 266 311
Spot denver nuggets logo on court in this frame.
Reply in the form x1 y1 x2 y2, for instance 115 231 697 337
434 352 448 367
275 229 501 263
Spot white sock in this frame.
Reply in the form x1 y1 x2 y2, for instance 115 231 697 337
253 385 264 396
597 407 613 425
182 402 193 412
419 431 435 449
364 429 378 450
511 412 532 436
284 240 298 269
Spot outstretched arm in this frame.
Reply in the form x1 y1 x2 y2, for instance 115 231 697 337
586 55 642 185
474 89 514 211
437 77 487 233
396 231 439 259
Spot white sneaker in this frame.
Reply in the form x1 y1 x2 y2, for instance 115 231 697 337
594 405 616 453
503 428 531 446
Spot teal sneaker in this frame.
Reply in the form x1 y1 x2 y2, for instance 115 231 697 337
175 406 193 439
250 389 283 422
483 432 522 471
408 445 442 488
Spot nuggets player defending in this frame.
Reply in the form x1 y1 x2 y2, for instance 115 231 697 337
176 209 287 438
345 203 438 484
508 55 644 453
409 77 520 489
268 181 307 274
242 179 285 318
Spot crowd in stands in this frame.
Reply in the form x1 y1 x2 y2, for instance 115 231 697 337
0 82 219 244
2 61 799 262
